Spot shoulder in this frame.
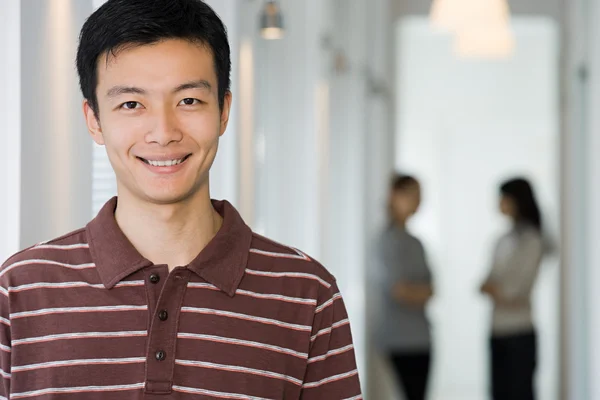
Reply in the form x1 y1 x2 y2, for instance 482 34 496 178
403 230 426 252
519 227 544 249
247 233 337 289
0 228 89 281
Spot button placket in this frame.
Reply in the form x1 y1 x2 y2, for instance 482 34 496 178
144 267 167 330
144 268 190 394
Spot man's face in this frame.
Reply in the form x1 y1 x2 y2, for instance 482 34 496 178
84 39 231 205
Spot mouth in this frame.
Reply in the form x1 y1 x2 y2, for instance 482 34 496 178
137 154 192 167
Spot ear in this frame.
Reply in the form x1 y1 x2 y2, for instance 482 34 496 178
83 100 104 145
218 91 233 137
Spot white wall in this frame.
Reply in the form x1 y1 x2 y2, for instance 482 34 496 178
202 0 240 207
20 0 94 247
394 17 559 400
0 0 21 263
247 0 327 259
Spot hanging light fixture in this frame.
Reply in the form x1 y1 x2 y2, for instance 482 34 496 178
260 1 284 40
430 0 514 59
453 0 514 59
429 0 473 31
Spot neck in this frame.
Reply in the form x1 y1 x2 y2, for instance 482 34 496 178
392 217 407 229
114 185 223 271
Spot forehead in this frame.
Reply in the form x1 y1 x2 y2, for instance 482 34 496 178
96 39 216 89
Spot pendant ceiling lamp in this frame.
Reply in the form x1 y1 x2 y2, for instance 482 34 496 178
429 0 473 31
429 0 514 59
260 1 284 40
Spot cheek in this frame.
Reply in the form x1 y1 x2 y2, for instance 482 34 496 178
181 113 221 142
100 117 146 152
392 198 405 213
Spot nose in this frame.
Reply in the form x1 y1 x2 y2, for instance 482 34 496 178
146 107 183 146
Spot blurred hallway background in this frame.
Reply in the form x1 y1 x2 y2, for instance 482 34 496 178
1 0 598 399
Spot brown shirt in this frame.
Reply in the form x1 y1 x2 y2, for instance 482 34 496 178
0 198 362 399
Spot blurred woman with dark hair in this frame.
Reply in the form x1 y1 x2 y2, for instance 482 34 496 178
375 174 434 400
480 177 544 400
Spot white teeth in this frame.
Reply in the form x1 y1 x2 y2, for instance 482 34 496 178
146 158 184 167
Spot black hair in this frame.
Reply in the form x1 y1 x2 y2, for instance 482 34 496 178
387 173 420 224
500 177 542 231
76 0 231 116
390 174 419 192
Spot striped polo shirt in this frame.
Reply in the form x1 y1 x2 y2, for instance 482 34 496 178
0 197 361 399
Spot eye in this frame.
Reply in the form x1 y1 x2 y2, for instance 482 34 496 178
179 98 200 106
121 101 142 110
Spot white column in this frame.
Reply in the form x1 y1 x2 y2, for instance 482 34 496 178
19 0 94 247
561 0 592 398
585 0 600 398
0 0 21 263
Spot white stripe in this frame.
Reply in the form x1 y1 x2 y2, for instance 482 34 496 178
342 395 363 400
187 283 316 305
9 280 144 293
182 307 311 332
315 293 342 313
302 369 359 389
0 395 7 400
172 385 272 400
0 343 10 353
11 305 147 319
245 269 331 289
13 330 147 346
311 319 350 342
33 243 89 250
0 317 10 327
0 260 95 278
176 359 302 386
12 357 145 372
11 383 145 399
0 287 7 298
236 289 316 305
307 344 354 364
187 282 218 290
178 332 308 359
0 368 10 379
249 248 310 261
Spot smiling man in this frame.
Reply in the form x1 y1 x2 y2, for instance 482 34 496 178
0 1 362 399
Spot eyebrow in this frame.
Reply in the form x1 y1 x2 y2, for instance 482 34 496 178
106 86 146 99
105 80 213 99
173 80 213 94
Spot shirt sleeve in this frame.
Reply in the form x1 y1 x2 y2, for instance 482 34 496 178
0 278 10 399
415 239 433 284
374 231 407 296
493 231 543 301
300 281 362 400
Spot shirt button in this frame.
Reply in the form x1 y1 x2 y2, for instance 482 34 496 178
149 274 160 284
155 350 166 361
158 310 168 321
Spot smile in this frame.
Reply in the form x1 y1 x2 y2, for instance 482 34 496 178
138 154 191 167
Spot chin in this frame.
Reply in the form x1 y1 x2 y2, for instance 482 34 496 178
139 188 199 205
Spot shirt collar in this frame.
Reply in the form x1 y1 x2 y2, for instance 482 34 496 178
86 197 252 297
